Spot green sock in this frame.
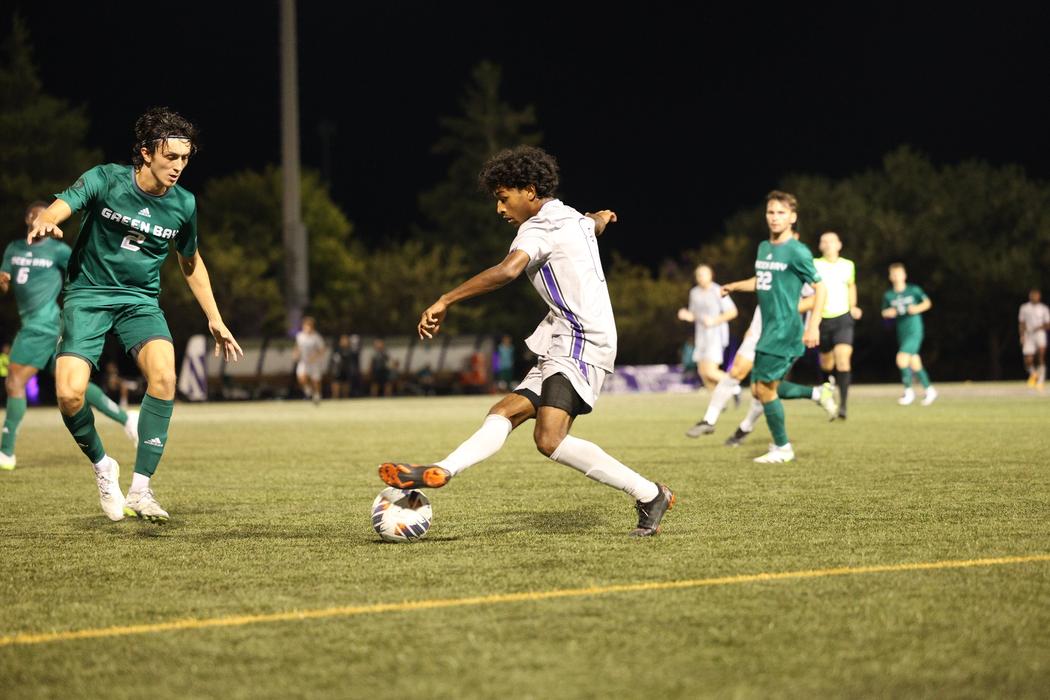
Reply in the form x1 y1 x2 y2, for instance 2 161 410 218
762 398 789 447
901 367 913 387
916 369 931 389
134 394 174 477
777 381 813 400
2 396 27 454
62 402 106 464
85 382 128 425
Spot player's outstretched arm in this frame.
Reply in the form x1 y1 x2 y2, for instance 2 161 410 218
585 210 617 236
178 250 244 362
418 250 531 339
26 200 72 244
803 282 827 348
722 277 757 295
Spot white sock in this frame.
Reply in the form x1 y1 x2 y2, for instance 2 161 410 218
130 472 150 494
732 384 742 396
1039 366 1046 382
549 435 659 502
811 387 820 401
740 398 765 433
434 414 513 476
92 455 111 473
703 376 740 424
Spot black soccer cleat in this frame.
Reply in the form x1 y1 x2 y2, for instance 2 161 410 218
685 421 716 438
378 463 451 489
724 427 751 447
629 483 675 537
837 409 847 421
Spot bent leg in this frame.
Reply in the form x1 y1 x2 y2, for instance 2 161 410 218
2 363 38 456
56 355 106 464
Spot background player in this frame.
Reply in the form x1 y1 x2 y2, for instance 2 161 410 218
814 231 861 419
293 315 327 404
1 201 137 471
722 191 826 463
1018 288 1049 390
678 264 737 435
881 263 936 405
379 145 674 537
26 107 243 520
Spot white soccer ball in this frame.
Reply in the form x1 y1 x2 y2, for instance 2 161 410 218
371 487 433 542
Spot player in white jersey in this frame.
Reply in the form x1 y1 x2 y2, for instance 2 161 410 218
293 316 327 404
678 265 737 394
379 146 674 537
1019 288 1049 390
814 232 861 419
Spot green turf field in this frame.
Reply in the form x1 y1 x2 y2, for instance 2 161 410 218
2 385 1048 698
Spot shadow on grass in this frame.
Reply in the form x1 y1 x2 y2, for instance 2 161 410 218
488 507 611 535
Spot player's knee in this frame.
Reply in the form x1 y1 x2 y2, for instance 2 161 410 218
55 386 85 415
147 370 177 398
5 373 21 394
534 429 563 458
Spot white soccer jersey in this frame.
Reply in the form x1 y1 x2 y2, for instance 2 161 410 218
296 330 326 364
1019 302 1050 332
510 199 617 372
688 283 735 350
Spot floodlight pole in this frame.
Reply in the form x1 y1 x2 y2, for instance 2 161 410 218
280 0 309 334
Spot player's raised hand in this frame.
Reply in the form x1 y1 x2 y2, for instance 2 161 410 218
585 210 618 236
208 319 244 362
26 216 63 244
419 299 448 340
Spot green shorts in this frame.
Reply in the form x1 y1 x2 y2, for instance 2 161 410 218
897 331 924 356
58 301 172 370
752 351 800 383
10 307 60 369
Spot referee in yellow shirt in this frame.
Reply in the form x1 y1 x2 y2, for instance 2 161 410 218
814 232 861 419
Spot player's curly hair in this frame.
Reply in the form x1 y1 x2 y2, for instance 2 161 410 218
766 190 798 212
478 146 559 197
131 107 199 168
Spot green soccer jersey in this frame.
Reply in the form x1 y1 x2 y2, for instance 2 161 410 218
1 237 71 318
55 163 198 305
882 284 927 338
754 237 821 357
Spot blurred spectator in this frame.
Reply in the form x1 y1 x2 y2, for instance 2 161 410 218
461 349 489 394
681 338 697 375
370 338 393 397
493 335 515 391
330 333 362 398
294 316 327 404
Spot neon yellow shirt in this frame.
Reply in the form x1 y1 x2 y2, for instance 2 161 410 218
814 257 855 319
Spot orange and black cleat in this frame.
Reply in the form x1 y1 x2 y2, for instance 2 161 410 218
378 463 451 489
629 483 675 537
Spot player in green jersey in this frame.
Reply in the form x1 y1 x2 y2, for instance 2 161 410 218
1 202 140 471
722 191 826 463
26 108 243 521
881 263 936 406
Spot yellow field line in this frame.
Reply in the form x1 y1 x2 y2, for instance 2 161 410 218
3 553 1047 648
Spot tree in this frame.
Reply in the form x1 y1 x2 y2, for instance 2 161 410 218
0 16 100 336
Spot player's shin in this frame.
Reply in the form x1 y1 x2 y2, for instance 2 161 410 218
762 398 789 447
132 394 174 488
740 397 765 432
702 375 739 424
2 396 27 454
549 435 659 502
916 369 931 389
61 402 106 464
85 382 128 425
434 414 512 476
900 367 913 387
777 381 813 400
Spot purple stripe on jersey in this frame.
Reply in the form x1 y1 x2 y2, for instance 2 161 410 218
540 263 585 362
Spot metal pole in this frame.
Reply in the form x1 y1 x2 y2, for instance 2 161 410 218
280 0 308 334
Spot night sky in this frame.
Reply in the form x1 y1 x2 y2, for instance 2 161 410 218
7 3 1049 266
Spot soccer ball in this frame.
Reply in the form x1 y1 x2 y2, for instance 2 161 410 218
371 487 433 542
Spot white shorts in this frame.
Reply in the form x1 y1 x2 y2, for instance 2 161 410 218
692 338 725 365
514 355 608 411
296 361 324 381
735 311 763 363
1023 330 1047 355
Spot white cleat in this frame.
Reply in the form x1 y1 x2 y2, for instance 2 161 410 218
123 409 140 443
921 387 938 406
0 450 15 471
754 444 795 463
818 382 838 421
124 489 170 523
898 388 915 406
94 457 125 521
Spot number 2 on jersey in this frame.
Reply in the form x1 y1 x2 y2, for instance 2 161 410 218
756 271 773 290
121 232 147 252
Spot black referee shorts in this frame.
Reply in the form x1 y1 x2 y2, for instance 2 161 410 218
818 314 854 353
